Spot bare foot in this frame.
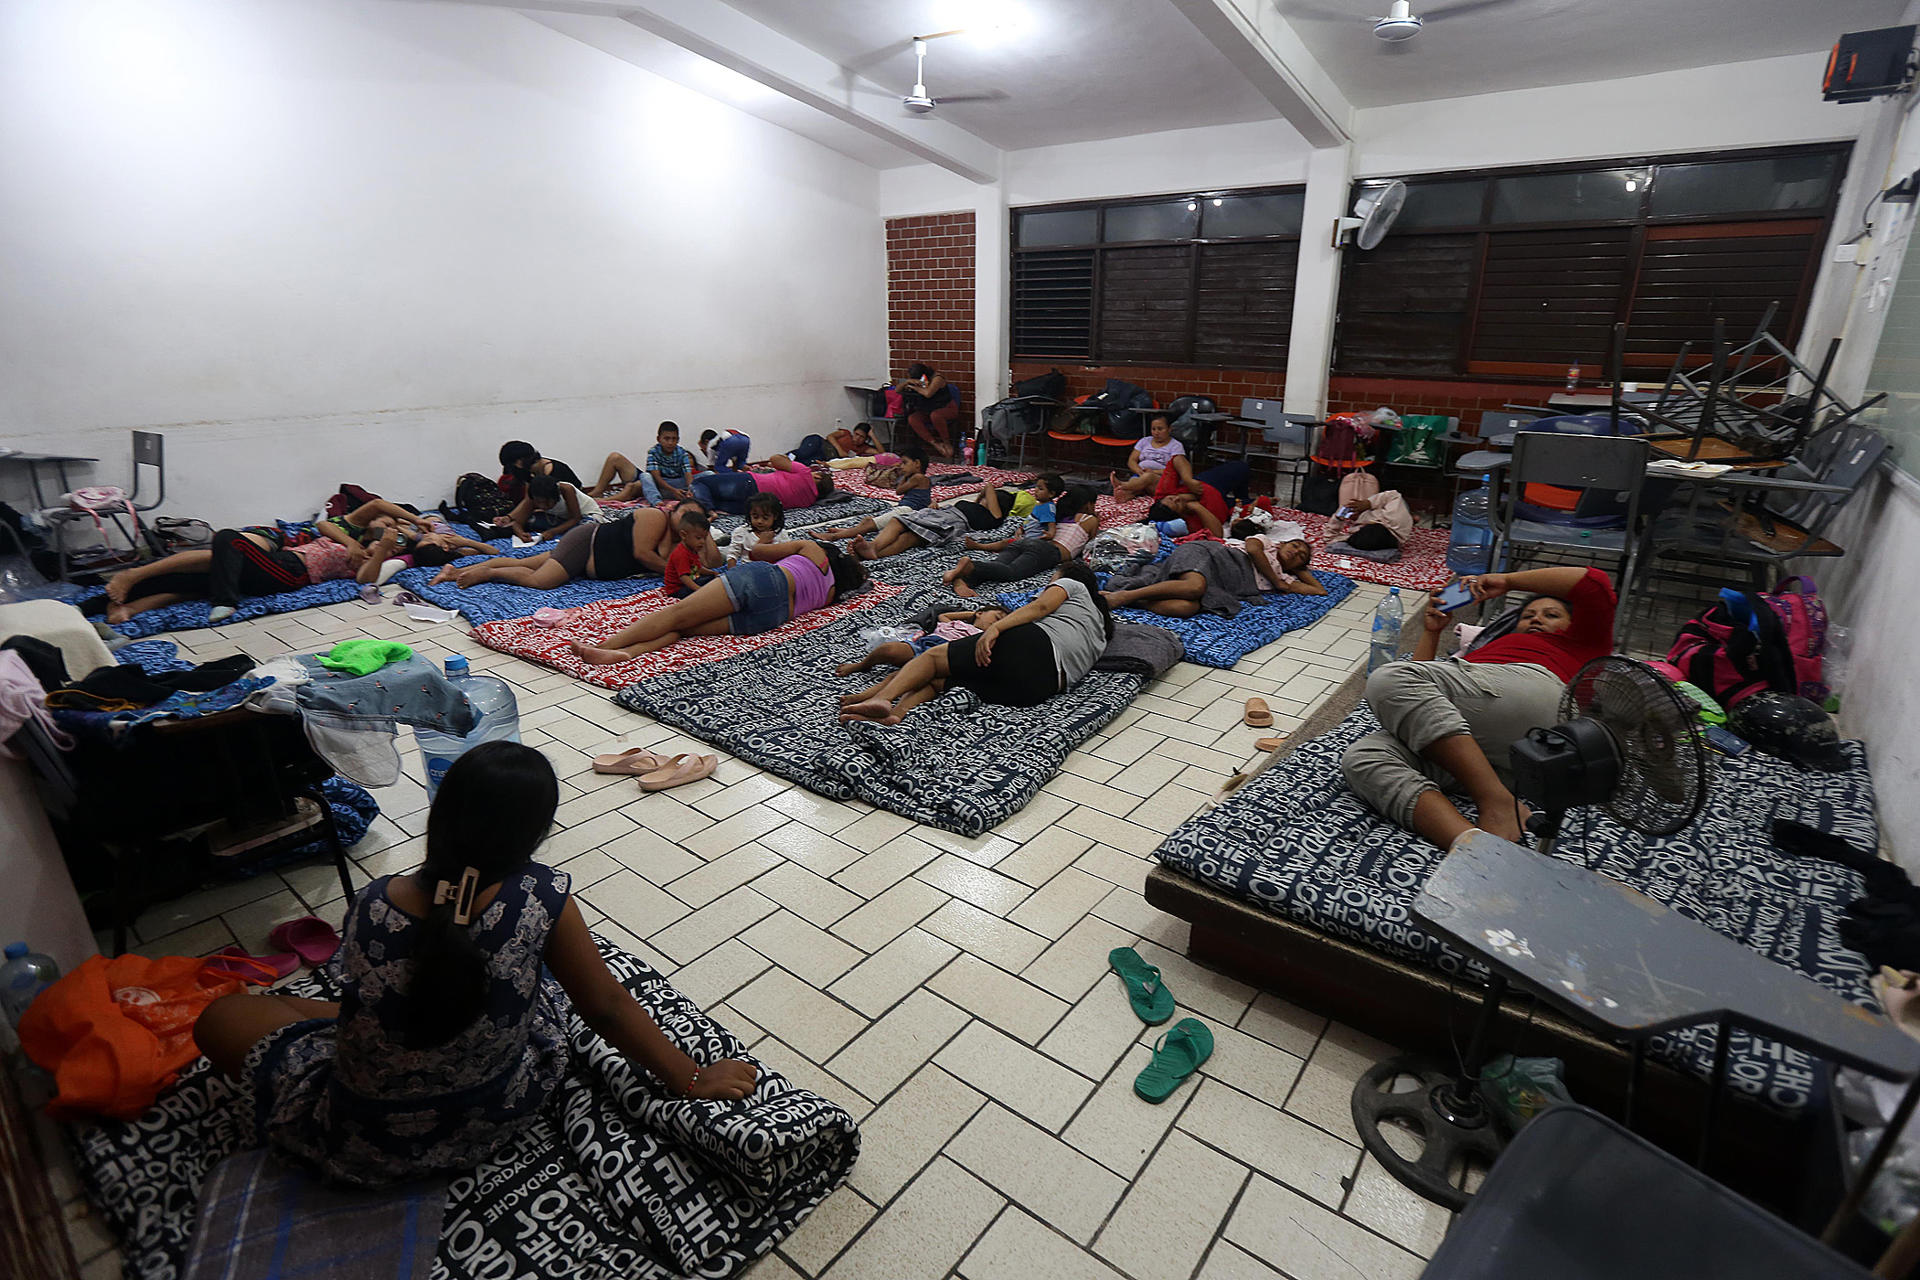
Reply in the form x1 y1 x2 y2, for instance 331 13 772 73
943 558 972 585
838 698 895 723
850 536 876 561
1102 590 1128 608
833 662 862 678
569 642 633 666
105 603 133 624
105 571 136 603
816 526 853 541
430 568 456 585
951 579 976 598
1474 792 1532 844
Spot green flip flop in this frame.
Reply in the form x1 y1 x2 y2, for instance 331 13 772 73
1108 947 1176 1025
1134 1018 1214 1103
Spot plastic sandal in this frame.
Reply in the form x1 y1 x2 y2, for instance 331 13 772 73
591 747 669 775
205 944 298 982
1243 697 1273 727
1134 1018 1214 1103
268 917 342 967
637 753 719 792
1108 947 1176 1025
1255 735 1288 753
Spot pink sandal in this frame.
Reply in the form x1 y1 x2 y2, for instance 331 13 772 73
205 944 299 982
531 607 579 628
590 747 669 775
636 753 718 792
268 917 342 967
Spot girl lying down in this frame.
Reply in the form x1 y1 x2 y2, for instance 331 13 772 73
192 742 758 1188
432 506 710 590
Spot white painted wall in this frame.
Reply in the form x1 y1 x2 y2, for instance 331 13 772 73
1352 52 1867 177
0 0 887 525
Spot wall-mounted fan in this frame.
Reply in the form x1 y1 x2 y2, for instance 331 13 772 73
900 31 1006 115
1333 180 1406 250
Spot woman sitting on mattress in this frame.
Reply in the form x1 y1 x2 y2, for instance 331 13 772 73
430 504 702 591
1342 565 1616 849
570 538 865 663
192 742 758 1188
1102 520 1325 618
95 508 425 624
838 562 1111 723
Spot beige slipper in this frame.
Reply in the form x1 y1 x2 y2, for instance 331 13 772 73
637 753 719 792
1243 697 1273 728
1254 736 1288 752
591 747 668 775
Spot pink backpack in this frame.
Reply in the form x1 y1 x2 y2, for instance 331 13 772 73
1761 575 1828 703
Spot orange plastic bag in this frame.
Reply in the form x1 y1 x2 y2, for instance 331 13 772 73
18 953 268 1119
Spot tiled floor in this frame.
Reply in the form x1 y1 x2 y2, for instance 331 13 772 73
51 578 1455 1280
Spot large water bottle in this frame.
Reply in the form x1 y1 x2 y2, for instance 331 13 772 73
415 655 522 800
1368 588 1404 675
1446 479 1497 575
1 943 60 1031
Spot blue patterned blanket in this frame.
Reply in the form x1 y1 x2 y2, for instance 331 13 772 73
1153 707 1881 1112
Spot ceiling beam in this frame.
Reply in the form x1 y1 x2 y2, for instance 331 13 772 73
1165 0 1353 146
427 0 1002 182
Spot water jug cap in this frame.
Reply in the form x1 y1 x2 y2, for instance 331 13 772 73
444 654 470 676
1388 587 1400 595
4 943 27 960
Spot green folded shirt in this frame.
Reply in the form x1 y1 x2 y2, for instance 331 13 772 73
318 639 415 676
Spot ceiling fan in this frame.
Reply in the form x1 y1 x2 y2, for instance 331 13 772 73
900 30 1006 115
1286 0 1520 46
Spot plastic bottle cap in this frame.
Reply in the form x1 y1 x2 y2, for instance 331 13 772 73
4 943 26 960
444 655 470 676
1388 587 1400 595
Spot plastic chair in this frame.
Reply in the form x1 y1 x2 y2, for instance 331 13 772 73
1420 1105 1871 1279
1488 432 1649 648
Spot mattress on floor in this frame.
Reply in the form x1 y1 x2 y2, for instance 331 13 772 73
67 936 859 1280
1153 708 1882 1112
614 581 1148 835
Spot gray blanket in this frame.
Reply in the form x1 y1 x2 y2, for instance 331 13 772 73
1094 621 1185 677
1107 540 1261 617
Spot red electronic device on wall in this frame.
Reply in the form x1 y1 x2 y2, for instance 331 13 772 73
1824 26 1917 103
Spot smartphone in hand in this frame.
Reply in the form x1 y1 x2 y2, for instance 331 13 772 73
1436 580 1476 613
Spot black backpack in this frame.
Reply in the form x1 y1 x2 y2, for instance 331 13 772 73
453 473 516 523
1083 379 1151 431
1014 369 1067 400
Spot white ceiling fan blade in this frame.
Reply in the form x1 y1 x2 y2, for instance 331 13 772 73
931 90 1008 105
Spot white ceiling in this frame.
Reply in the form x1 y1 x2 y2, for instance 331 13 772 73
1277 0 1912 109
718 0 1283 151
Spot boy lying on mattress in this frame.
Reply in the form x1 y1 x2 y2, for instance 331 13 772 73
1341 565 1616 849
192 742 759 1188
95 501 498 624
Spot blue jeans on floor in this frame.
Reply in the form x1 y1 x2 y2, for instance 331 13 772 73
713 433 751 471
692 470 758 515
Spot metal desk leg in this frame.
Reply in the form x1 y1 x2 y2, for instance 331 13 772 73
1624 1039 1645 1131
1825 1073 1920 1245
1698 1014 1732 1170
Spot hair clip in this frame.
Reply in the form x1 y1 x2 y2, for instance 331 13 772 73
434 866 482 926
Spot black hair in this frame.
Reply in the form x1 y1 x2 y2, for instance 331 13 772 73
906 362 933 380
1229 519 1260 539
499 441 538 474
1148 411 1172 428
819 541 867 602
528 473 559 503
1035 473 1065 497
412 542 459 569
698 430 718 448
1056 483 1097 522
815 470 836 500
1054 562 1113 640
677 507 710 534
747 492 785 530
410 741 559 1047
851 422 874 438
1145 500 1176 523
658 420 679 439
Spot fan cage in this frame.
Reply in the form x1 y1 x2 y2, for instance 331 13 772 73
1560 656 1708 837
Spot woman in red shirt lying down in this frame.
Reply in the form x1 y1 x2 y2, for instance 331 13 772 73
1340 565 1617 850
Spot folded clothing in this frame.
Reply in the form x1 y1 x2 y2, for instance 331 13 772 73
47 654 257 710
317 639 413 676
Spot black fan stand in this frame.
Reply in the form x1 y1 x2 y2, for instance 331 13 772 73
1349 805 1575 1210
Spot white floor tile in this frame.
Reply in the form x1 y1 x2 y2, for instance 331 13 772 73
743 911 866 986
920 900 1048 972
728 967 868 1062
962 1209 1127 1280
826 1157 1001 1280
946 1104 1127 1245
1223 1175 1424 1280
844 1068 987 1203
927 953 1069 1045
830 878 950 953
1177 1078 1359 1208
829 929 961 1019
778 1186 875 1276
1094 1129 1248 1280
829 989 971 1100
935 1022 1093 1132
1061 1045 1186 1179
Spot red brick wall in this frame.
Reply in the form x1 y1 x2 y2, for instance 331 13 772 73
887 213 974 421
1009 360 1573 436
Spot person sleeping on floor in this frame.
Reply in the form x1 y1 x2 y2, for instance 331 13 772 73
431 504 711 590
92 503 496 624
1341 565 1616 848
191 742 759 1189
838 563 1111 724
690 453 835 516
943 481 1100 595
570 538 865 664
1102 520 1326 618
823 474 1091 565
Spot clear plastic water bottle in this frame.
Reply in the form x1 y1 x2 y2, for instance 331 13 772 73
1368 588 1404 675
414 654 522 800
1446 479 1496 575
1 943 60 1031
